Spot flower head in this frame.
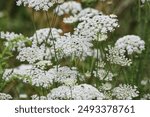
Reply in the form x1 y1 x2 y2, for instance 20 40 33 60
0 93 12 100
47 84 104 100
16 0 64 11
55 1 82 16
112 84 139 100
115 35 145 55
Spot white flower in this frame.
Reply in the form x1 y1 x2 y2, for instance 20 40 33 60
141 79 148 85
48 66 78 86
63 8 101 24
2 69 14 81
26 67 54 87
55 1 82 16
47 84 104 100
55 33 93 59
85 71 91 78
17 44 46 64
3 65 53 87
16 0 64 11
141 0 150 3
106 46 132 66
31 94 47 100
0 93 12 100
30 28 62 45
112 84 139 100
115 35 145 55
63 16 78 24
0 31 27 51
0 31 22 41
141 94 150 100
3 65 79 87
93 69 114 81
100 82 112 91
74 14 119 41
19 94 28 99
102 91 113 100
77 8 101 21
47 85 72 100
35 60 52 70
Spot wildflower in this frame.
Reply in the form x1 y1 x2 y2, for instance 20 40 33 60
100 82 112 91
55 33 93 59
102 91 113 100
29 28 62 45
25 67 54 87
141 79 148 85
0 93 12 100
16 0 64 11
19 94 28 99
31 94 47 100
115 35 145 55
2 65 33 82
55 1 82 16
3 64 79 87
141 94 150 100
47 84 104 100
0 31 22 41
2 69 14 81
77 8 101 21
63 16 78 24
0 31 27 51
74 14 119 41
141 0 150 3
35 60 52 70
93 69 114 81
112 84 139 100
17 44 46 64
48 66 78 86
106 46 132 66
63 8 101 23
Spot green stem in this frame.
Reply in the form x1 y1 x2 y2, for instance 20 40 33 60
45 12 59 71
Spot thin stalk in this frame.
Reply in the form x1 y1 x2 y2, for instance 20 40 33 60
31 10 39 44
45 12 59 71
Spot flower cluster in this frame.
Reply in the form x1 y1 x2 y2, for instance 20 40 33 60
17 44 46 64
93 69 114 81
0 31 27 51
55 1 82 16
2 65 79 87
31 94 47 100
99 82 112 91
63 8 100 23
48 66 78 86
106 35 145 66
74 14 119 41
112 84 139 100
30 28 62 45
0 93 12 100
2 69 14 81
115 35 145 55
106 46 132 66
0 31 22 41
141 0 150 3
141 94 150 100
47 84 104 100
35 60 52 70
55 33 93 59
16 0 64 11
